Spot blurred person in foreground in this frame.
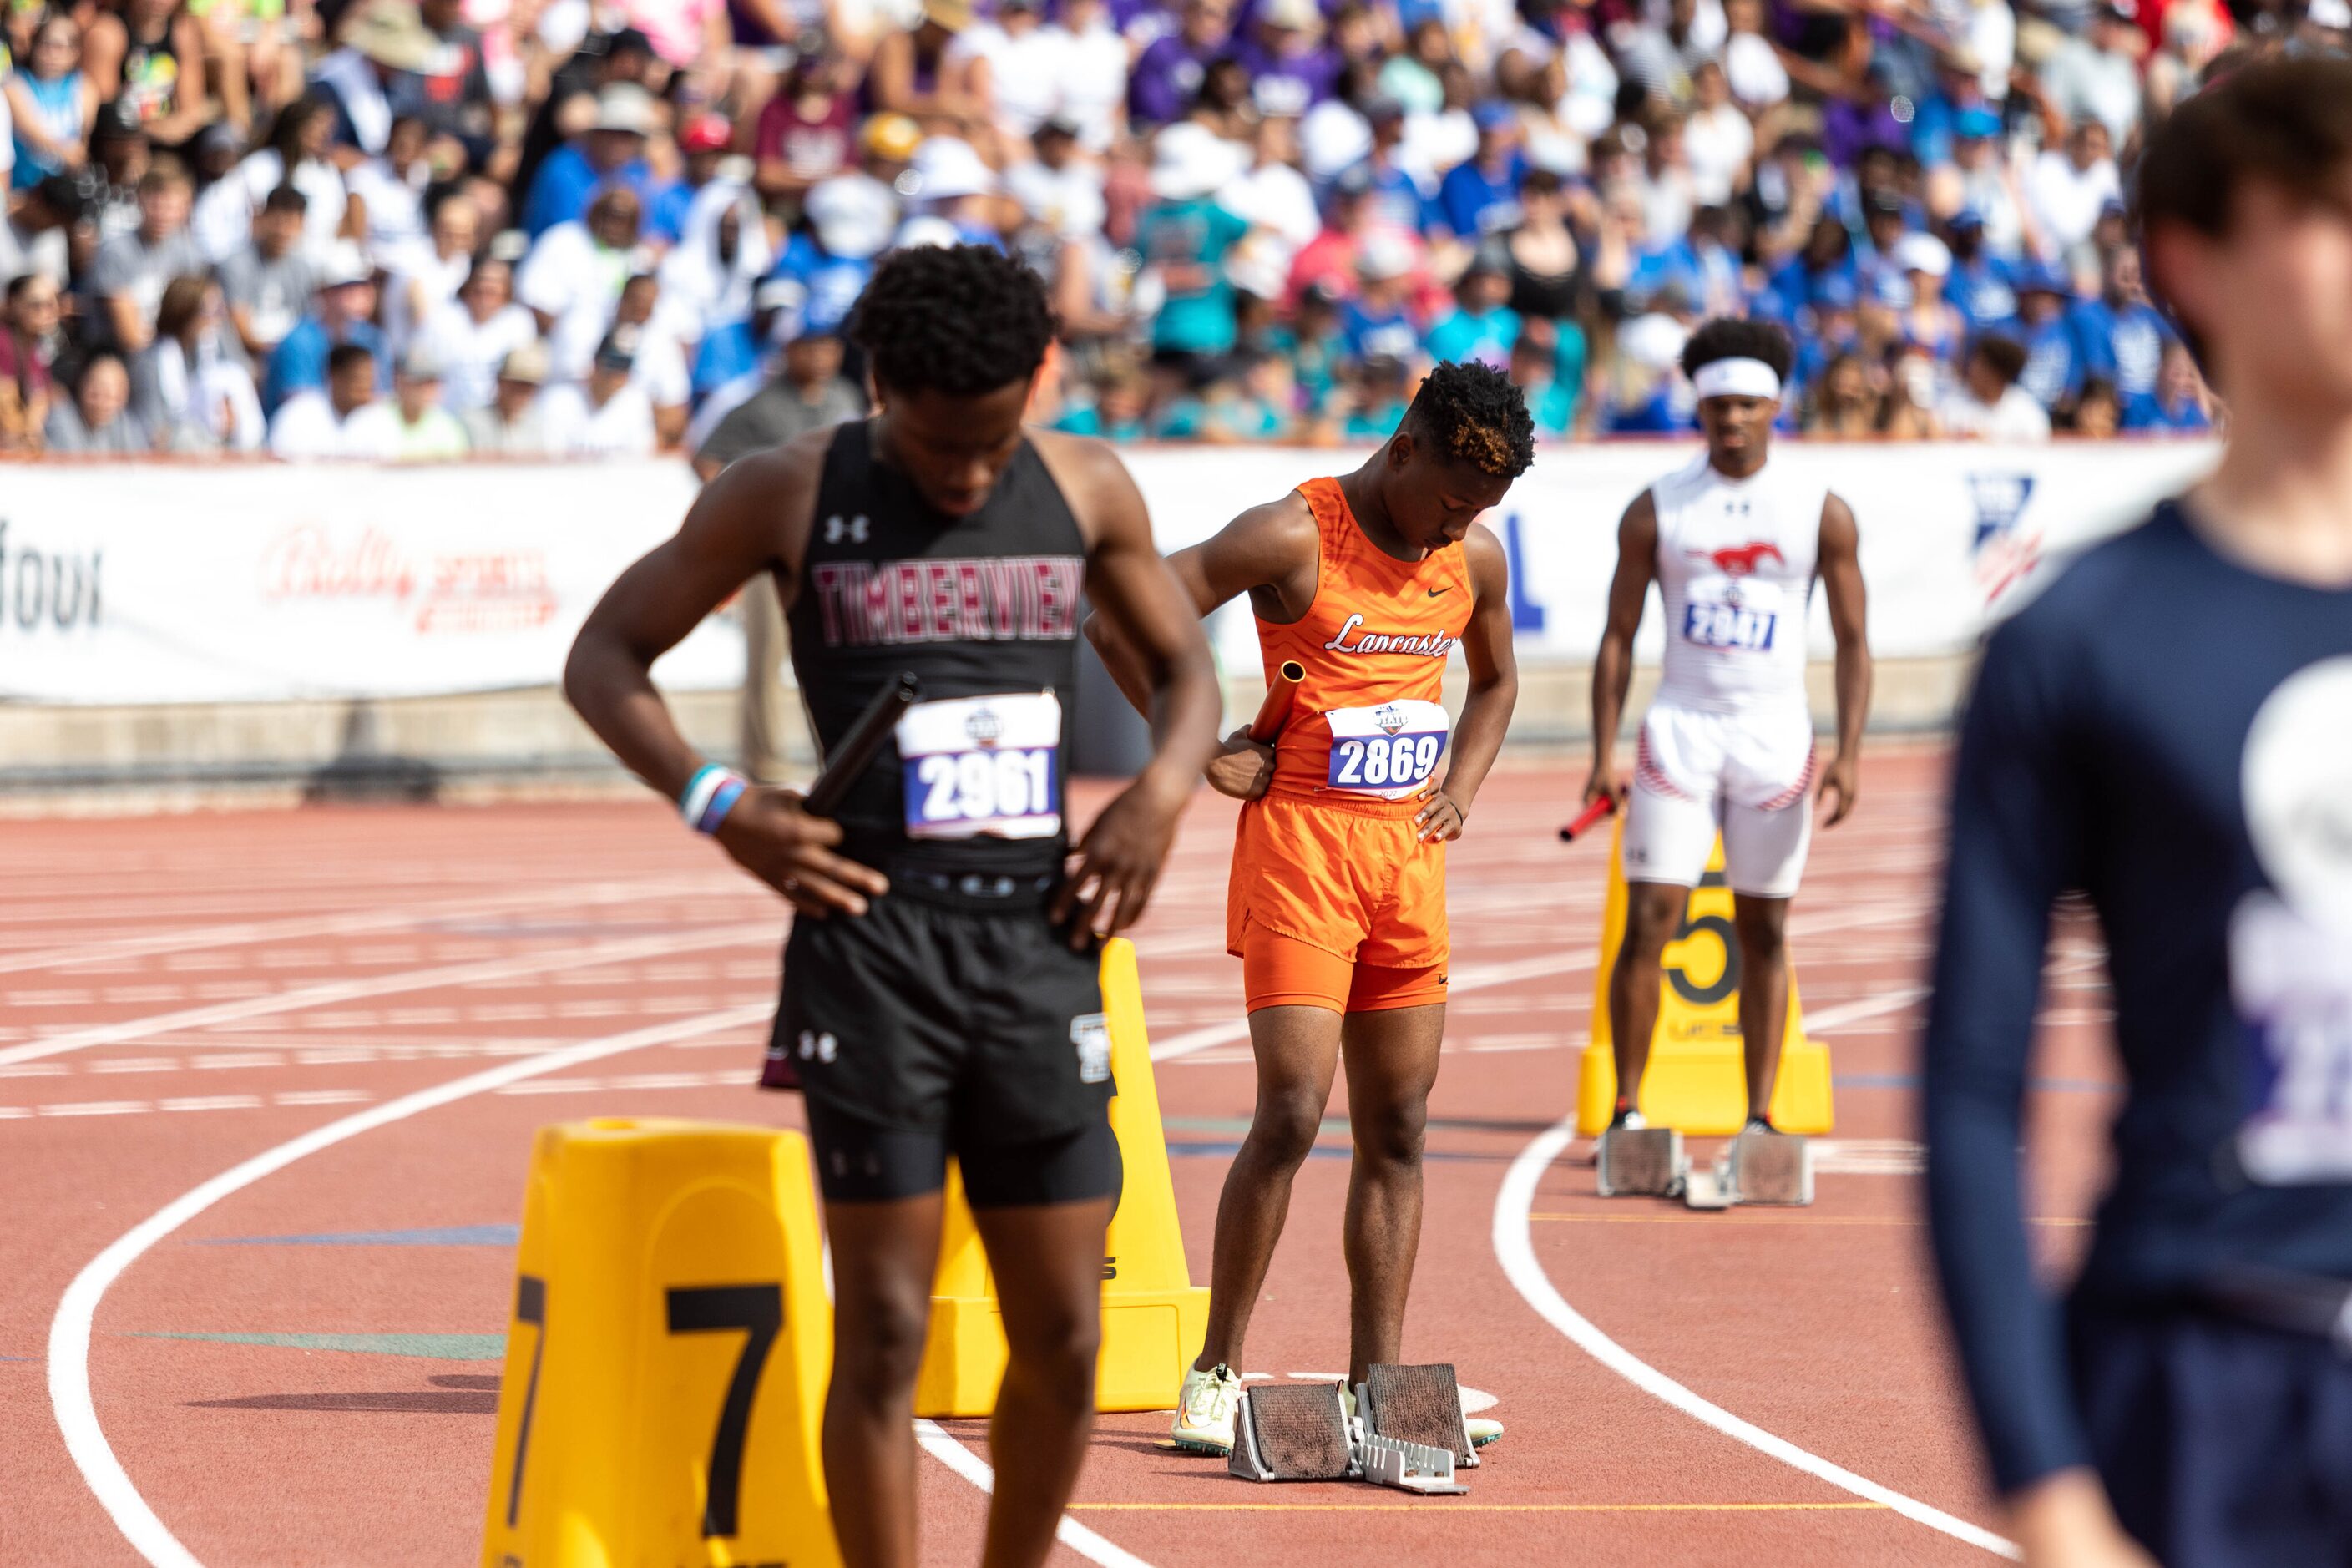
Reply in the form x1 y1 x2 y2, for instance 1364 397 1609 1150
43 352 151 453
1925 58 2352 1568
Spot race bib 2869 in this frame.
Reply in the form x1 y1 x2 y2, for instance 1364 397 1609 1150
1323 699 1449 800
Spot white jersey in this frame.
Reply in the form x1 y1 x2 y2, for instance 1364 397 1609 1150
1649 453 1826 716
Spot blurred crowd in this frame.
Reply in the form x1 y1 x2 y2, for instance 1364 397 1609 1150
0 0 2281 460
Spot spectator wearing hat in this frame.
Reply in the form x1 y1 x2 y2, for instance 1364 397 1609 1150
752 50 859 202
216 185 314 363
263 240 389 412
2011 260 2086 414
412 254 537 413
770 169 893 344
2119 339 2211 434
461 341 556 454
314 0 441 159
269 340 398 458
132 273 265 452
45 352 154 453
520 81 666 239
1944 107 2031 259
539 330 655 455
865 0 982 127
1234 0 1341 119
646 112 738 249
1130 0 1237 129
1940 332 2049 441
1136 123 1252 371
90 159 202 354
0 274 64 450
1944 209 2019 334
897 134 1001 246
1506 314 1580 438
1894 230 1965 365
1424 253 1518 368
1436 102 1529 240
513 28 660 209
2072 245 2177 410
7 13 97 191
359 345 469 459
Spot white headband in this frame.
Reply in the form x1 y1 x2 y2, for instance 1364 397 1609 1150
1692 357 1783 401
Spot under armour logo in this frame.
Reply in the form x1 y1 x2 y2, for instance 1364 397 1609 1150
797 1029 838 1063
823 514 870 544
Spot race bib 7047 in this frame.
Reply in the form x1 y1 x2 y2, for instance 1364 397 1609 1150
897 691 1061 840
1323 699 1449 800
1682 599 1777 651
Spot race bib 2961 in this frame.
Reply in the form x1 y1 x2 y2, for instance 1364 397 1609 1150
897 691 1062 840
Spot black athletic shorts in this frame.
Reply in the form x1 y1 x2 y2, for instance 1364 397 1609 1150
769 877 1115 1207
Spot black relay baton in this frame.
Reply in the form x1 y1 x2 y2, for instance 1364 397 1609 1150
802 670 919 817
758 670 917 1094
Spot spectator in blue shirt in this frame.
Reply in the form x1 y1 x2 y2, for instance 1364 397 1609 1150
1269 280 1348 410
2121 340 2213 432
1768 215 1859 321
2073 246 2177 405
1424 253 1517 367
1054 364 1152 439
1437 103 1528 240
1943 210 2019 334
2012 261 2087 414
520 83 670 240
262 242 389 413
1360 96 1437 235
1340 235 1422 362
1338 353 1412 439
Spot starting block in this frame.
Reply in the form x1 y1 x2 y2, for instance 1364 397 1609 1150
1229 1365 1477 1496
1596 1125 1685 1198
480 1118 839 1568
1579 822 1834 1136
1726 1127 1814 1205
1596 1125 1815 1209
916 938 1211 1415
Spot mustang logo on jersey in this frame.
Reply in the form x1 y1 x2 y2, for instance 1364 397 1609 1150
809 555 1085 646
1694 542 1784 577
1321 612 1459 658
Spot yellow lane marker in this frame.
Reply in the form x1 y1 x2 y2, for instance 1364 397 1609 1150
1530 1213 2090 1227
1068 1501 1892 1513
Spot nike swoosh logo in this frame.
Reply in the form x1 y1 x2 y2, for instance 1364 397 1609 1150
1426 587 1450 598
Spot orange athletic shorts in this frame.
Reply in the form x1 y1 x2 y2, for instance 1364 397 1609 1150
1227 792 1449 1014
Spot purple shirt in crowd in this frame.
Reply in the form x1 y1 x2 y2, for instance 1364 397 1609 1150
1232 40 1342 116
1130 32 1233 123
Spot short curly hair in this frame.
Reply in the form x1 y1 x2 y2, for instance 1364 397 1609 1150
848 244 1059 398
1680 316 1794 383
1405 360 1536 478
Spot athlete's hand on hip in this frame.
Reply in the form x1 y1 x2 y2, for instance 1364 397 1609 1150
714 788 890 918
1204 727 1275 802
1816 751 1859 827
2008 1470 2157 1568
1055 771 1186 947
1414 787 1466 842
1582 766 1626 813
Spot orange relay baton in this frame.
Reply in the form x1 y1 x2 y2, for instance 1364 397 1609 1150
1249 661 1307 744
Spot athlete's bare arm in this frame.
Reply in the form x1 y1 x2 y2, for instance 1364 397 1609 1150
1417 522 1517 842
1585 491 1659 810
1816 493 1870 826
1031 429 1224 942
564 432 892 919
1085 492 1321 802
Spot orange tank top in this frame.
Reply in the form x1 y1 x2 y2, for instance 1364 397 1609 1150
1258 476 1474 805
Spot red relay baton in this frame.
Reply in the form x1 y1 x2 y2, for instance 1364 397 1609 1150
1249 661 1308 744
1557 795 1617 843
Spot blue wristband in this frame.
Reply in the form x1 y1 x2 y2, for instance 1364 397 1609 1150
696 776 748 835
678 763 728 827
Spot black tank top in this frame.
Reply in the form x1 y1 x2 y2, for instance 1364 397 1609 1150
787 420 1086 879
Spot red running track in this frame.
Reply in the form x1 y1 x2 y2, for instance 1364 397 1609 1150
0 751 2121 1565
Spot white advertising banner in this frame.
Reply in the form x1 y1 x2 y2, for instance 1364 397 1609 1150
0 440 2218 706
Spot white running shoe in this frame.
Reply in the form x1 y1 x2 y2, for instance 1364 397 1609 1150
1168 1363 1242 1454
1466 1414 1504 1447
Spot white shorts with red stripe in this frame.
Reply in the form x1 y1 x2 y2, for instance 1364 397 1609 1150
1621 700 1817 898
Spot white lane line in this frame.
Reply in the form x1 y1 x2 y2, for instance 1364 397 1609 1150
0 922 779 1069
1492 1115 2019 1560
0 876 729 977
46 1003 773 1568
1803 987 1931 1034
913 1421 1156 1568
